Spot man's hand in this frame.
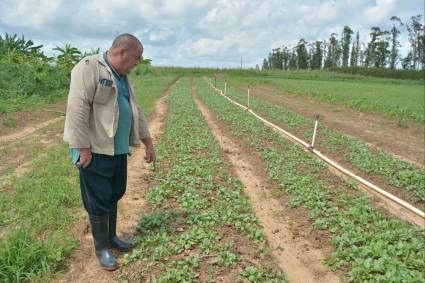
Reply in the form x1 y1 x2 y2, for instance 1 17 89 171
80 148 92 168
142 137 155 163
145 145 155 163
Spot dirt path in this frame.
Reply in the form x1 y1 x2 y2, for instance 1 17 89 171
244 83 424 167
53 83 174 283
0 117 64 145
0 100 66 141
192 84 340 283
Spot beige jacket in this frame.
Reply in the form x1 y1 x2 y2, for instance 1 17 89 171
63 54 150 155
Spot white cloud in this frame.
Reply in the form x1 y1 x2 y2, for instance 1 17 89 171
365 0 397 24
180 35 241 58
0 0 422 67
317 1 339 22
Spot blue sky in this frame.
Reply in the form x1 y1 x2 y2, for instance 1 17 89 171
0 0 423 68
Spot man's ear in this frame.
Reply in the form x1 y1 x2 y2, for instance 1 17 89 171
118 47 126 57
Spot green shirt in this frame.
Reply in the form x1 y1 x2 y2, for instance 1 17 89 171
103 52 132 155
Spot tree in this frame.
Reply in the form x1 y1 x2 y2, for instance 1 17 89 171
389 16 402 69
359 42 366 67
141 58 152 65
296 39 308 69
405 15 424 69
0 33 44 58
341 26 354 67
324 33 340 68
267 48 284 69
350 31 360 67
374 31 391 68
53 44 82 68
365 27 389 67
281 45 291 70
402 51 413 69
262 58 269 70
259 14 424 70
82 48 100 57
311 41 323 69
288 49 297 69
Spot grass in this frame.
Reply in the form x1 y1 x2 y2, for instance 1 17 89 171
0 124 80 282
130 68 178 117
0 69 175 282
0 89 67 114
118 78 287 282
0 60 70 114
196 77 425 282
226 70 425 123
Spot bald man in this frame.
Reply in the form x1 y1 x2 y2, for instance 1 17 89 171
64 34 155 270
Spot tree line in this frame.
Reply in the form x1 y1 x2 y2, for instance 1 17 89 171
262 15 424 71
0 33 152 68
0 33 152 110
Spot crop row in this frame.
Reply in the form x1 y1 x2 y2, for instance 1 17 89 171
214 78 425 204
229 75 424 123
119 78 287 282
196 78 425 282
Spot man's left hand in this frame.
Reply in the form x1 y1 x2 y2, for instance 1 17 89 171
144 144 155 163
142 137 155 163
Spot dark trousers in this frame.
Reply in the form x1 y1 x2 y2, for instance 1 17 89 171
79 153 127 216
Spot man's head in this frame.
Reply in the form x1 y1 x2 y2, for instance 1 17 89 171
107 33 143 75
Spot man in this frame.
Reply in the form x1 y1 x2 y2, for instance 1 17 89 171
63 34 155 270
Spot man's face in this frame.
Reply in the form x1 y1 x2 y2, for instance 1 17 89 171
120 45 143 75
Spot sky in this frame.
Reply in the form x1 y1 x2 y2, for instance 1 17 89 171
0 0 423 68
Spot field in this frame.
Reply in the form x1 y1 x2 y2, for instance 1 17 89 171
224 70 425 123
0 66 424 282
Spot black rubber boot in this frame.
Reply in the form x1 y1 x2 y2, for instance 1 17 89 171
109 204 134 251
89 214 118 271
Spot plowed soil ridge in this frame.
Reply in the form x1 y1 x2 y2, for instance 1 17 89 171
193 84 340 283
246 83 424 167
0 117 63 145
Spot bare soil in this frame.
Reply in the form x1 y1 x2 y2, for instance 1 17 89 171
0 123 64 192
53 85 173 283
232 83 424 215
0 100 66 142
193 85 341 283
243 83 424 167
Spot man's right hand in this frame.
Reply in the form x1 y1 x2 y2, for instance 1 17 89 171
79 148 92 168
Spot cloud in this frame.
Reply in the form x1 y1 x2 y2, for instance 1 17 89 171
0 0 422 67
365 0 396 24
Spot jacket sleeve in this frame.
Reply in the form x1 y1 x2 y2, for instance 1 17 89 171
137 105 151 140
63 60 97 148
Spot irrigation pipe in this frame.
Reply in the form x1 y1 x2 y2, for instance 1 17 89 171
205 78 425 220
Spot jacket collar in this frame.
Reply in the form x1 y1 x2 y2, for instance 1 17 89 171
97 53 115 76
98 52 127 79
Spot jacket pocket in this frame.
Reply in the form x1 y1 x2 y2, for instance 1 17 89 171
94 84 113 105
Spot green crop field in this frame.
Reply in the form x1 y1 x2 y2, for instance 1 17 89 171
1 63 424 282
196 77 425 282
211 75 425 204
226 70 425 123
